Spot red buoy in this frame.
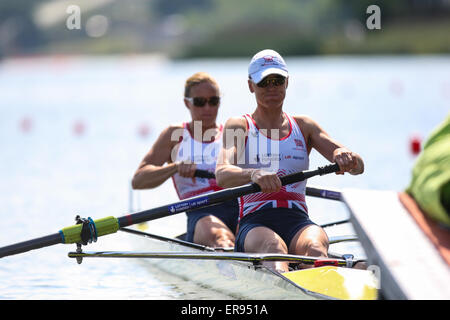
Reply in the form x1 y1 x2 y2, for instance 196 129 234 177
19 116 33 133
138 123 151 138
73 120 86 136
409 135 422 156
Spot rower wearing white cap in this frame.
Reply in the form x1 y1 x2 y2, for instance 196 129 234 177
215 49 364 273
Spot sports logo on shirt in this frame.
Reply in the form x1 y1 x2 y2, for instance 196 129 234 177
294 139 304 148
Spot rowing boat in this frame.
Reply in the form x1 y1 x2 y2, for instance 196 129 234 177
82 171 376 300
0 164 379 300
69 221 378 300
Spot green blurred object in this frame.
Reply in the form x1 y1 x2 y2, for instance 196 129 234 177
407 114 450 226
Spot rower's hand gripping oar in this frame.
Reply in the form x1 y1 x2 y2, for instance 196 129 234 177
194 169 342 201
0 163 340 259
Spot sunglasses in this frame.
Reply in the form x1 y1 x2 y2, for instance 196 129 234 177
185 96 220 107
256 76 286 88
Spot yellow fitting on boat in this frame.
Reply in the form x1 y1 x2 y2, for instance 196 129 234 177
283 266 379 300
60 216 119 244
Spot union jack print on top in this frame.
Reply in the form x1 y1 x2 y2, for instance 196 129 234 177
236 113 310 220
238 187 308 219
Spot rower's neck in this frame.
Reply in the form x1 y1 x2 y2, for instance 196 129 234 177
252 108 285 129
187 121 219 142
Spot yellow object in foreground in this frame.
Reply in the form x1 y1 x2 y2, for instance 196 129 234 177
283 266 378 300
137 222 148 231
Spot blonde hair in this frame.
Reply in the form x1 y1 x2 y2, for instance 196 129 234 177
184 72 220 97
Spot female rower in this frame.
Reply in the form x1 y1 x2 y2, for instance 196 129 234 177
132 72 238 248
216 50 364 272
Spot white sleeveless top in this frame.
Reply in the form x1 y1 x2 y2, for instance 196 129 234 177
237 113 309 219
172 122 223 200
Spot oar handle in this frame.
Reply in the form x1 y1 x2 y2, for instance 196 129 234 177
194 164 340 182
194 163 341 201
279 163 340 186
194 170 216 179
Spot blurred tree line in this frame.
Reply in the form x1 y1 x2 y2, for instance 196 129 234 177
0 0 47 57
0 0 449 58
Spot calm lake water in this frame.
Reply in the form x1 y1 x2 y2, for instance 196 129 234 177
0 54 448 299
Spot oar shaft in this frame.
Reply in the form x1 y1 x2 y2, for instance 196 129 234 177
118 164 339 227
0 217 120 259
0 233 62 258
0 164 339 258
118 183 258 227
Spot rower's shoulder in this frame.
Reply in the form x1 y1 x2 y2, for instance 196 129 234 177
292 114 317 127
167 122 184 132
156 123 185 144
223 116 247 130
162 123 184 134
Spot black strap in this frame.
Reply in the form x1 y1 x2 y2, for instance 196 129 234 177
75 215 98 245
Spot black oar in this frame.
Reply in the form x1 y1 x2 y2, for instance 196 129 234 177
0 163 340 259
195 169 341 201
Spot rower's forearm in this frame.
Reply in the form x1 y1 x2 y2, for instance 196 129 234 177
132 163 178 189
215 165 254 188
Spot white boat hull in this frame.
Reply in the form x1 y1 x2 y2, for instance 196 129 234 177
130 232 327 300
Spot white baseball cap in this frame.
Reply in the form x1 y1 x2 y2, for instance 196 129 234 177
248 49 288 84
